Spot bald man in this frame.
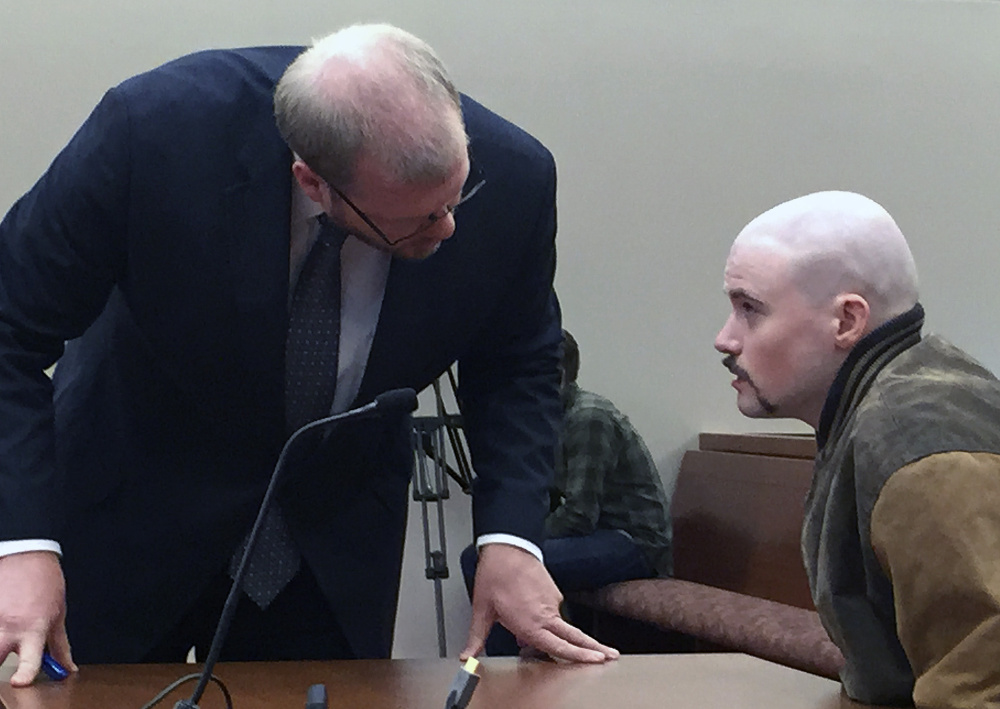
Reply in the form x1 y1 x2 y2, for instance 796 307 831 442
0 23 616 685
715 191 1000 708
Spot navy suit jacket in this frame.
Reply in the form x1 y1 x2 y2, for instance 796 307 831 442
0 46 562 661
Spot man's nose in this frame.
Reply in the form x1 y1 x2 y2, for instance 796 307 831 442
714 316 739 354
427 212 457 242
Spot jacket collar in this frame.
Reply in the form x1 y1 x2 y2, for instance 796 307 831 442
816 303 924 450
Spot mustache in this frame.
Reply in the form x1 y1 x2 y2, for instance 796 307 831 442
722 354 750 381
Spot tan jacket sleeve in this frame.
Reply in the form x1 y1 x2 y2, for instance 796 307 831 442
870 451 1000 709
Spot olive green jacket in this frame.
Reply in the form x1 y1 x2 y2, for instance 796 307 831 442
804 304 1000 707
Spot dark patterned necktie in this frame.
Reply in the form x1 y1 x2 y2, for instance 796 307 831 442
231 216 347 609
284 215 348 433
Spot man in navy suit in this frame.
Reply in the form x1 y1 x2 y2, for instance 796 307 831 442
0 23 616 685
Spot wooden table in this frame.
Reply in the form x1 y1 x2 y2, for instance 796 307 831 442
1 654 876 709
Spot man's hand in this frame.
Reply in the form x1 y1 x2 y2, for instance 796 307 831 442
460 543 619 663
0 551 76 686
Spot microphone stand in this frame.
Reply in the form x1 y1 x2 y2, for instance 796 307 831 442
174 389 417 709
411 371 474 657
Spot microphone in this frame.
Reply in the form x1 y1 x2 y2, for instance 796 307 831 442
373 387 418 414
174 388 418 709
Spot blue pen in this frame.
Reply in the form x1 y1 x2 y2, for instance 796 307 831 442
41 652 70 681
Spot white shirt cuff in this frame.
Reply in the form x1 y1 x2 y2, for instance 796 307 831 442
475 533 544 563
0 539 62 558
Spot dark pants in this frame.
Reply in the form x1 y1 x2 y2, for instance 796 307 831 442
142 564 353 662
460 529 653 655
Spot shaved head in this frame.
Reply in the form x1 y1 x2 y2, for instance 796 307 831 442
732 191 919 328
716 191 921 427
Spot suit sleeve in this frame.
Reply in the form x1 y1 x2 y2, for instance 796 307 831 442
457 152 562 548
0 89 130 541
870 451 1000 709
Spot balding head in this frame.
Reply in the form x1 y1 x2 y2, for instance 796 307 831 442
274 24 466 189
733 191 919 329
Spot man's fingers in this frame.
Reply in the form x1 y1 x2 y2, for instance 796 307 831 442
519 618 619 663
459 606 494 660
458 635 485 662
551 618 619 658
46 623 77 673
521 631 607 664
8 636 44 688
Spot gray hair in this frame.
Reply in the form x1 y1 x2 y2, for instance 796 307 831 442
736 191 920 327
274 23 465 188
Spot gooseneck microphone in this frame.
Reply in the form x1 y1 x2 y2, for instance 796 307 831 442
173 388 418 709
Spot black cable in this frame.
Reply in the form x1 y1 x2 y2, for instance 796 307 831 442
138 672 233 709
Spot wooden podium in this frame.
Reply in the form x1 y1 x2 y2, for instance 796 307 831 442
0 654 876 709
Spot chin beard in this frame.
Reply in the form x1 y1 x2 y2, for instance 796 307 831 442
753 391 778 415
724 356 778 416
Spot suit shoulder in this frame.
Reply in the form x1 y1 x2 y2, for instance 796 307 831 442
460 94 553 168
113 46 304 107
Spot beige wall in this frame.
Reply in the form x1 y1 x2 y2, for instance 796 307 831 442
3 0 999 658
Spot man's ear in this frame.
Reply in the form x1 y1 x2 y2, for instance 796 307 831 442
292 160 329 206
833 294 870 350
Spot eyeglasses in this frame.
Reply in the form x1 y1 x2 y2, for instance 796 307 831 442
326 175 486 247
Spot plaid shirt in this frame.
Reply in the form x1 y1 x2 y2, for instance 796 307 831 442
546 383 673 576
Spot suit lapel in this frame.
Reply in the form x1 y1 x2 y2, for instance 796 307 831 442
219 120 294 432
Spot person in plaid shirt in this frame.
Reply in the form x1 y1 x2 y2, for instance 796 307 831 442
462 329 673 655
